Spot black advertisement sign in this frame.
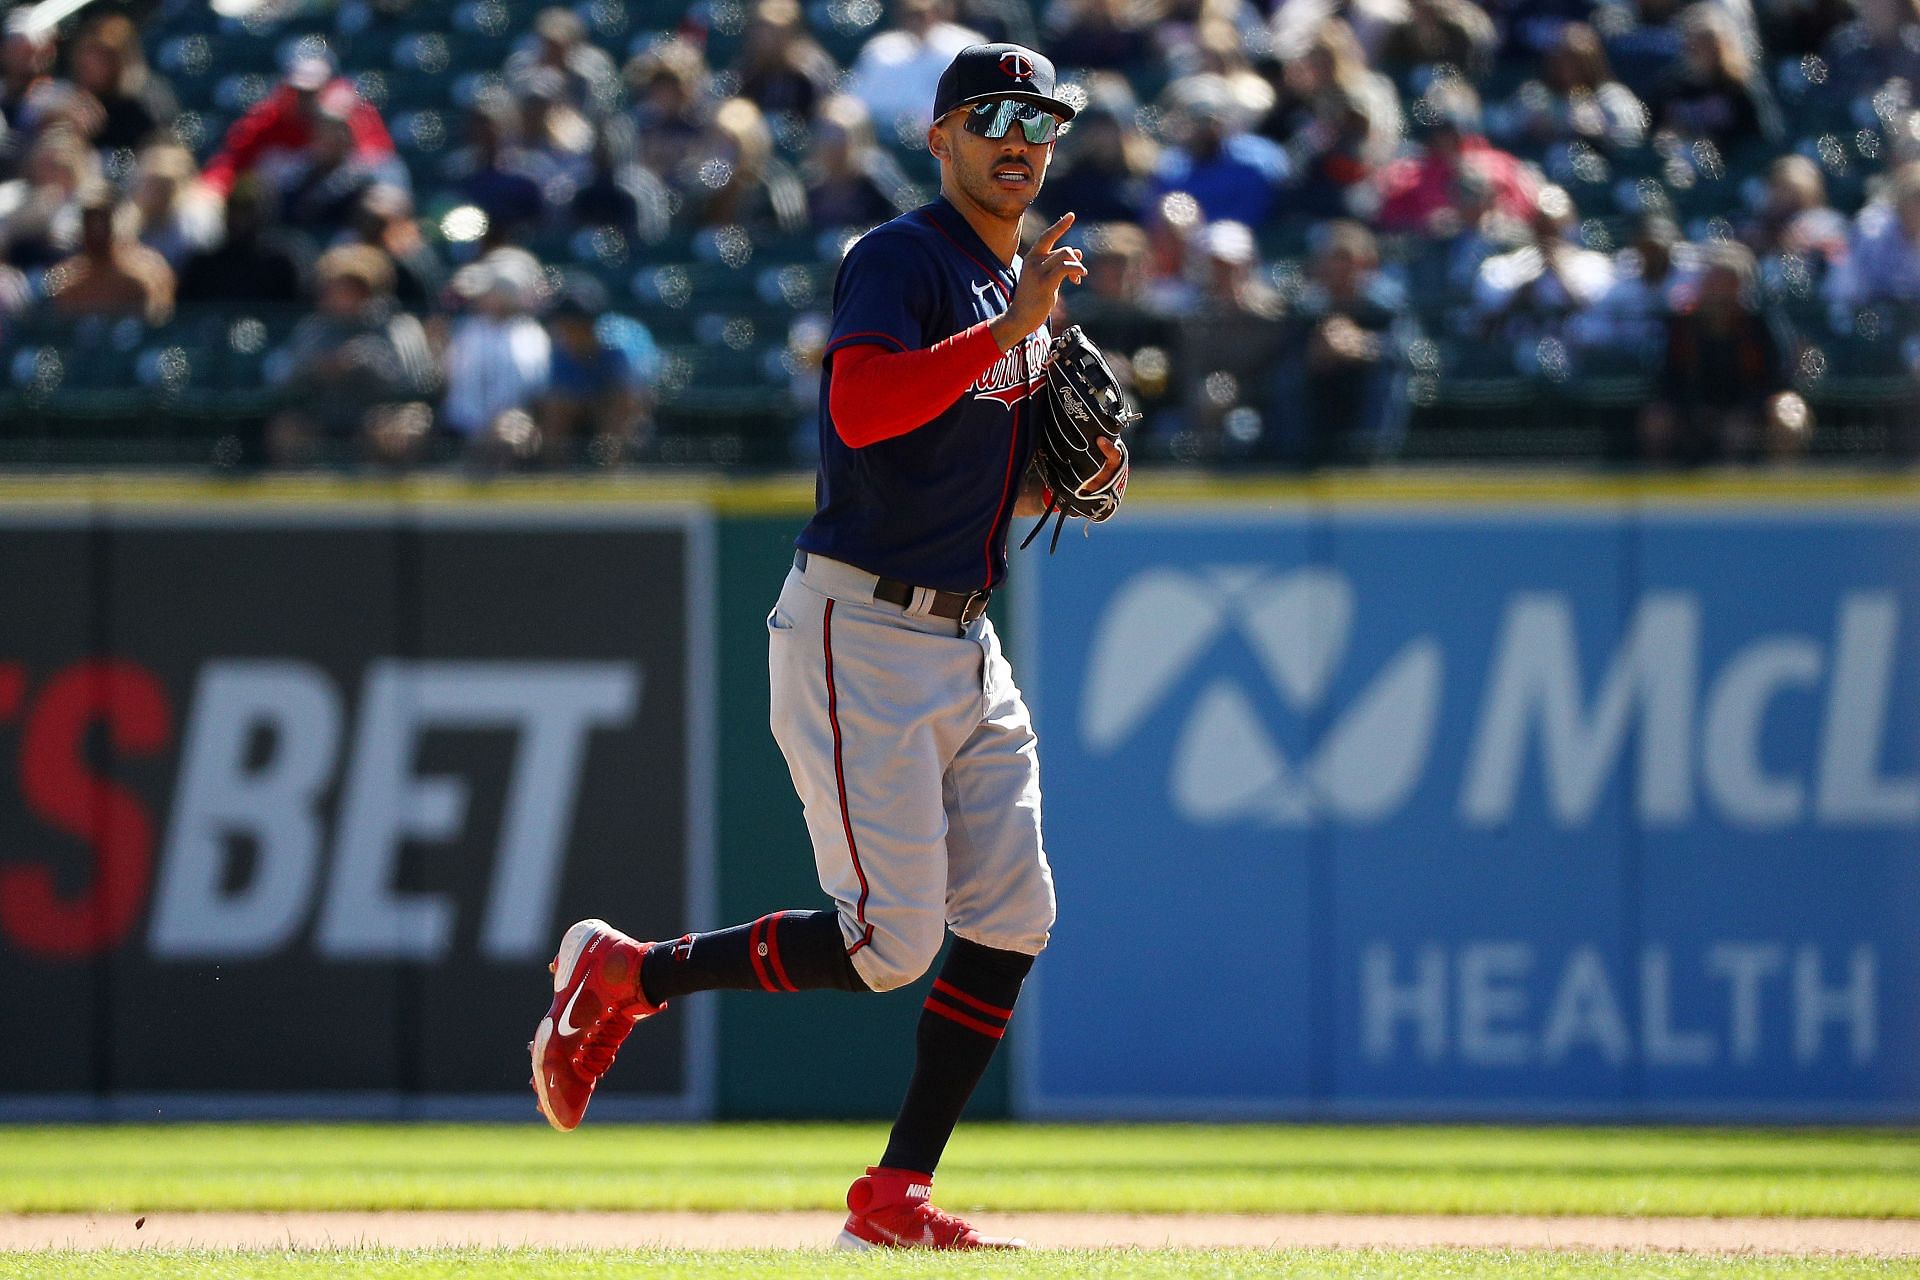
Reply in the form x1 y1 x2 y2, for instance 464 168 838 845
0 508 709 1117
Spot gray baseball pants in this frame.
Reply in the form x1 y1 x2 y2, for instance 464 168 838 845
766 552 1055 992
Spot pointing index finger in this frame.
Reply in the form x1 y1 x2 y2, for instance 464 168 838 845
1031 212 1074 258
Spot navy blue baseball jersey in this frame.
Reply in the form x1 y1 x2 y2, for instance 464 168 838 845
797 197 1052 594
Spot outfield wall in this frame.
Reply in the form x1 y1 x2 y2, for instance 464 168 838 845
1018 495 1920 1121
0 482 998 1121
0 474 1915 1121
0 504 715 1119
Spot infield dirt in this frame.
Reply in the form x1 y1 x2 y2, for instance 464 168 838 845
3 1211 1917 1256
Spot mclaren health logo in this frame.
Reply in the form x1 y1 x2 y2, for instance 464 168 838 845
1080 568 1443 826
1079 567 1920 831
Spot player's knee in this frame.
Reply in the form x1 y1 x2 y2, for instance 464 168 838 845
1028 890 1058 949
850 914 945 992
950 883 1055 959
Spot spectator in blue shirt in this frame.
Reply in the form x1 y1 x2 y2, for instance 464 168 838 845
569 116 673 245
1036 84 1158 227
1596 0 1690 97
802 94 919 234
446 96 547 237
1817 0 1920 110
538 276 660 464
1150 73 1291 228
1826 161 1920 312
1269 220 1415 465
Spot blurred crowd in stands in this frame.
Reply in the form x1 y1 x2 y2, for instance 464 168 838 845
1 0 1919 466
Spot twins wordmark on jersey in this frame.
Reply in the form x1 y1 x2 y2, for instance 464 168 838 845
971 328 1051 409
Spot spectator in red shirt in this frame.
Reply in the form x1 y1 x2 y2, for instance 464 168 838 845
1375 80 1539 235
200 52 395 198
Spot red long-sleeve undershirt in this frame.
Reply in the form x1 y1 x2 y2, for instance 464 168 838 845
827 321 1008 448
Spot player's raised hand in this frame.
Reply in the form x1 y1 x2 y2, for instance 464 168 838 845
991 212 1085 350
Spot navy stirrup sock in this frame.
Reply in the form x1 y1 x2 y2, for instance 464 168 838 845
639 910 865 1003
879 937 1034 1175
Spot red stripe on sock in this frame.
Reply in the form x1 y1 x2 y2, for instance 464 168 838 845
923 996 1006 1039
747 914 774 992
931 977 1014 1021
764 911 797 992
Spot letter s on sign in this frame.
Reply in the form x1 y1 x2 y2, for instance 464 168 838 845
1 661 171 958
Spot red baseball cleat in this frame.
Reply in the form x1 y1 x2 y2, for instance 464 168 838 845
530 918 663 1132
834 1167 1026 1250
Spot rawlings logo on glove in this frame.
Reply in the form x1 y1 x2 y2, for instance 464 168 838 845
1021 325 1140 553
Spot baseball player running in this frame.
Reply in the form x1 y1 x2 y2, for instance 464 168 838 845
531 42 1120 1251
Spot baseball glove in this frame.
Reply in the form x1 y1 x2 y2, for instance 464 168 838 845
1021 325 1140 554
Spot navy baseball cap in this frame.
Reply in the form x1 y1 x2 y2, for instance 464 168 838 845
932 43 1076 123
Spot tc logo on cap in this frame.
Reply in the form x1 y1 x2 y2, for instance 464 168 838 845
999 51 1035 79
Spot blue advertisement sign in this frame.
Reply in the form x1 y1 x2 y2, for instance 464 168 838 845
1017 505 1920 1119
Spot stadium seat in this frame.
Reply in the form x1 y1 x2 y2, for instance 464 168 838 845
1796 320 1920 452
8 315 152 429
29 0 1920 469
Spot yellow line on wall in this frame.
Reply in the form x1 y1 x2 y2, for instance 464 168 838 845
0 472 818 515
0 468 1915 512
1128 469 1920 507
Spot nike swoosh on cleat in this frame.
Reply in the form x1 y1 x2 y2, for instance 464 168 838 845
557 983 588 1036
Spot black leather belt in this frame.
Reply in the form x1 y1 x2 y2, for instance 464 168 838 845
794 551 991 625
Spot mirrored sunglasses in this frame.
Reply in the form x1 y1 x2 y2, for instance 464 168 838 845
962 99 1063 145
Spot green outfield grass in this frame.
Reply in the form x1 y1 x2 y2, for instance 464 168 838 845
11 1250 1920 1280
1 1124 1917 1218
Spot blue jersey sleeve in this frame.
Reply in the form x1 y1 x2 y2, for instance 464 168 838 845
825 228 940 360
